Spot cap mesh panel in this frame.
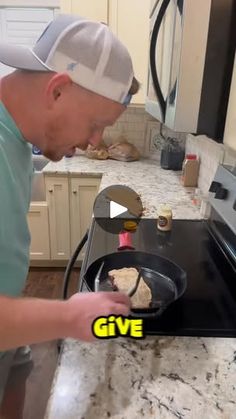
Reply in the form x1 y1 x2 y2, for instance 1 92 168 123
57 24 104 70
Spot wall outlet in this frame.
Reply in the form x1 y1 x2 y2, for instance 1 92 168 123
151 130 164 152
145 121 162 155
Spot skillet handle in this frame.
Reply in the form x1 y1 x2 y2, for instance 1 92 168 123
118 231 135 251
130 307 166 318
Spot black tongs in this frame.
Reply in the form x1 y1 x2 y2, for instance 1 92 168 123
127 269 142 297
94 263 142 297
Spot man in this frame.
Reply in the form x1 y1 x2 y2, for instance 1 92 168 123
0 13 139 403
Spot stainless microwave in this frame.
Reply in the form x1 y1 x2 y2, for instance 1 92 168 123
145 0 236 141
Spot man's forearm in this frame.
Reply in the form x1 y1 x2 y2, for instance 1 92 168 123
0 290 131 348
0 296 69 351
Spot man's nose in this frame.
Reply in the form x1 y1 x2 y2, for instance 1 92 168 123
89 128 104 147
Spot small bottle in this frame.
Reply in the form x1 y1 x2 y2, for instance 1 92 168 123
157 204 172 231
181 154 200 187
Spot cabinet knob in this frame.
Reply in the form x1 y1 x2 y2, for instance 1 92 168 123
73 190 77 194
49 189 53 193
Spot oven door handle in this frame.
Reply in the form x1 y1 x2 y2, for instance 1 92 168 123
150 0 171 121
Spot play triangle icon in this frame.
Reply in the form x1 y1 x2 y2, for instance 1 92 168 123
110 201 127 218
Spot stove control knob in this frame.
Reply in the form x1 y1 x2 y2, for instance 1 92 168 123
233 200 236 211
215 187 228 200
209 181 222 193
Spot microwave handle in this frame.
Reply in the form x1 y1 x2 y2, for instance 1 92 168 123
150 0 171 120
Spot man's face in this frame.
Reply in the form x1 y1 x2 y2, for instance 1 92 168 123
42 77 125 162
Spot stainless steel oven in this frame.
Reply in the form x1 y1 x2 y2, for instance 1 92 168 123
145 0 236 141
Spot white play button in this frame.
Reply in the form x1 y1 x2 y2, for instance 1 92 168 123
110 201 127 218
93 184 143 234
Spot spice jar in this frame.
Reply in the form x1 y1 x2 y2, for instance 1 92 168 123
157 205 172 231
181 154 200 187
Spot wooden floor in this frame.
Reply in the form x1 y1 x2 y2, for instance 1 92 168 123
0 268 80 419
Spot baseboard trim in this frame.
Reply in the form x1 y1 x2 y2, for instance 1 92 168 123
30 260 82 268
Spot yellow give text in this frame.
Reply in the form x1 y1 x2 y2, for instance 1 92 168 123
92 315 144 339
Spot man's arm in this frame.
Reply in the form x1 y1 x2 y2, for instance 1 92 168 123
0 292 130 351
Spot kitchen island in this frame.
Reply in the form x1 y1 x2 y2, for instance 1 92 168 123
43 156 236 419
45 336 236 419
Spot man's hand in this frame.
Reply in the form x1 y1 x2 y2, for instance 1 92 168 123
0 292 131 351
65 292 131 342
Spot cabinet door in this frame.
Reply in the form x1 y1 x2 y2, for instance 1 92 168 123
150 0 158 13
60 0 108 23
70 177 101 258
224 53 236 151
46 176 70 260
109 0 150 105
59 0 71 13
27 202 50 260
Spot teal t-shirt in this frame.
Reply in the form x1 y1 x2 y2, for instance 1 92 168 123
0 101 33 297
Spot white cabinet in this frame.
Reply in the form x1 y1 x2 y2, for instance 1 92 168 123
108 0 150 105
27 202 50 260
224 53 236 151
70 177 100 258
150 0 158 11
60 0 108 23
30 175 101 264
45 176 70 260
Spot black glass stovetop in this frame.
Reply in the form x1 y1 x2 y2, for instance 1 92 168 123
79 219 236 337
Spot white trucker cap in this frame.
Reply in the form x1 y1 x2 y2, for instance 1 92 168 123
0 14 134 105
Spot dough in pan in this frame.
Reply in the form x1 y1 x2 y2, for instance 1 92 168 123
108 267 152 309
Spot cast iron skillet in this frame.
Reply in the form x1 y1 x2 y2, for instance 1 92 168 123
83 231 187 318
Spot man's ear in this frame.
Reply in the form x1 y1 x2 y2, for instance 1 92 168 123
53 88 61 100
44 73 72 108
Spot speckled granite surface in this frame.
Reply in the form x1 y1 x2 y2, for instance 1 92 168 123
43 156 202 219
45 337 236 419
44 156 236 419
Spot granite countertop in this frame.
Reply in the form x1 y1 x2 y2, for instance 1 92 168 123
45 337 236 419
44 156 236 419
43 155 202 219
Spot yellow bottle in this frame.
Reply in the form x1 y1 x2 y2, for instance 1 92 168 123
157 205 172 231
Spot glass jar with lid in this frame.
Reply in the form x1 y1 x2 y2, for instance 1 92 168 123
157 204 172 231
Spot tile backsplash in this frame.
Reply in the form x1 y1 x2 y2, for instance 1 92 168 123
186 134 236 194
103 105 236 196
185 134 225 194
103 107 149 155
103 106 186 157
